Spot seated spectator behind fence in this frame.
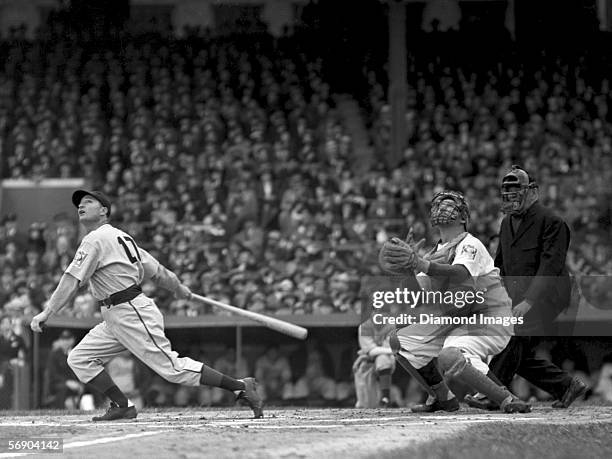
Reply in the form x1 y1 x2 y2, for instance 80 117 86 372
0 315 27 409
287 341 337 403
254 345 292 402
43 330 83 409
174 346 215 407
593 354 612 403
210 347 250 406
353 317 397 408
106 350 146 410
144 374 175 407
71 292 98 318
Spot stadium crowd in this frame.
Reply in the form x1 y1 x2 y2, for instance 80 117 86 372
1 23 611 320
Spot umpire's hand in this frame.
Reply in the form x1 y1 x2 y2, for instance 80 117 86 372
30 310 50 333
512 300 532 318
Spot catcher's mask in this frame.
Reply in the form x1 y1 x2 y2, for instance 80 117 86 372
500 165 538 215
430 190 470 227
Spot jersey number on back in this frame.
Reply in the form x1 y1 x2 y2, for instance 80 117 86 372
117 236 141 263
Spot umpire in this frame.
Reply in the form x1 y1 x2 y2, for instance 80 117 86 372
470 165 586 409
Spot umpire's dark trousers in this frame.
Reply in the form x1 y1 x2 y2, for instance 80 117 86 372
489 336 573 400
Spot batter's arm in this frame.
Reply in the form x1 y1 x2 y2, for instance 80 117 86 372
139 248 192 299
30 273 80 332
151 264 192 299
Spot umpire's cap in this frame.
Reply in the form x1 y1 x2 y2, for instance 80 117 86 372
72 190 112 217
502 165 537 188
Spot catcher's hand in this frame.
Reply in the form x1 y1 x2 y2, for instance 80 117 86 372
378 230 425 274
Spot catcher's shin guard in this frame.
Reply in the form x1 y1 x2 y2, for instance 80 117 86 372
438 347 530 413
395 353 437 398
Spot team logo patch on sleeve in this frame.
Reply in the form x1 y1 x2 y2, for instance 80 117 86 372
460 244 478 259
73 250 88 267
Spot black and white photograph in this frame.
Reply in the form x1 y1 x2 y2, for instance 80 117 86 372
0 0 611 457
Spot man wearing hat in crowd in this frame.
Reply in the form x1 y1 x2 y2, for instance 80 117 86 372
30 190 264 421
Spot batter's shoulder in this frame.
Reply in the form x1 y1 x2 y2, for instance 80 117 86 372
81 224 118 244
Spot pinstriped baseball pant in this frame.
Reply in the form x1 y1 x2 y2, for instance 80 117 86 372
67 294 203 386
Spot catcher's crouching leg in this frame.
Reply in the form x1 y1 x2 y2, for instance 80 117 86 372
389 331 459 413
438 347 531 413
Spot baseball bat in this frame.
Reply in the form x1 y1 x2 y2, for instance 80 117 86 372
191 293 308 340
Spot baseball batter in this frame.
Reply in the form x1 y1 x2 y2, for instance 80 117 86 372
379 190 531 413
30 190 263 421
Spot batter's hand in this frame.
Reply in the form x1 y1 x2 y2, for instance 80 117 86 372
512 300 532 318
176 284 193 300
30 310 50 333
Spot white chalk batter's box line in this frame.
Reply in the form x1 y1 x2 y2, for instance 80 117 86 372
0 415 549 428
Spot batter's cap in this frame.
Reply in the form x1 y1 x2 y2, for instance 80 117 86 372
72 189 112 217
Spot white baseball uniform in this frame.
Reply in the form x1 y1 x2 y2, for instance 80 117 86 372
396 232 513 374
66 223 203 386
358 319 396 372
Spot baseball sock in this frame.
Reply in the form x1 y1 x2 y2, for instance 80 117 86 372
378 369 391 399
417 360 443 386
417 360 453 401
88 371 129 408
200 365 246 392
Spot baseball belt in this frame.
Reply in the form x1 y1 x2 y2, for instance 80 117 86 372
98 284 142 308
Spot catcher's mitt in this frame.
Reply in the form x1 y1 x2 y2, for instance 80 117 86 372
378 237 418 274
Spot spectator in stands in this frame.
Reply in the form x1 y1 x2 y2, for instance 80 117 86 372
106 351 146 410
287 341 337 404
254 345 292 402
71 292 98 318
593 354 612 403
43 330 83 409
143 375 175 407
209 347 249 406
354 317 396 408
0 315 27 409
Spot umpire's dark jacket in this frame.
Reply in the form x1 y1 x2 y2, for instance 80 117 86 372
495 202 572 334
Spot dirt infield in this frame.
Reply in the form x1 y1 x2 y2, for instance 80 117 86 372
1 404 611 458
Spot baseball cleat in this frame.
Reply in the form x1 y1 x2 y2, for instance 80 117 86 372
92 402 137 422
500 395 531 414
552 377 588 409
464 393 498 411
380 396 399 408
411 397 460 413
379 397 399 408
236 377 264 418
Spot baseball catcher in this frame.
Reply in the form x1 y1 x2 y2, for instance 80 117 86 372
379 190 531 413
